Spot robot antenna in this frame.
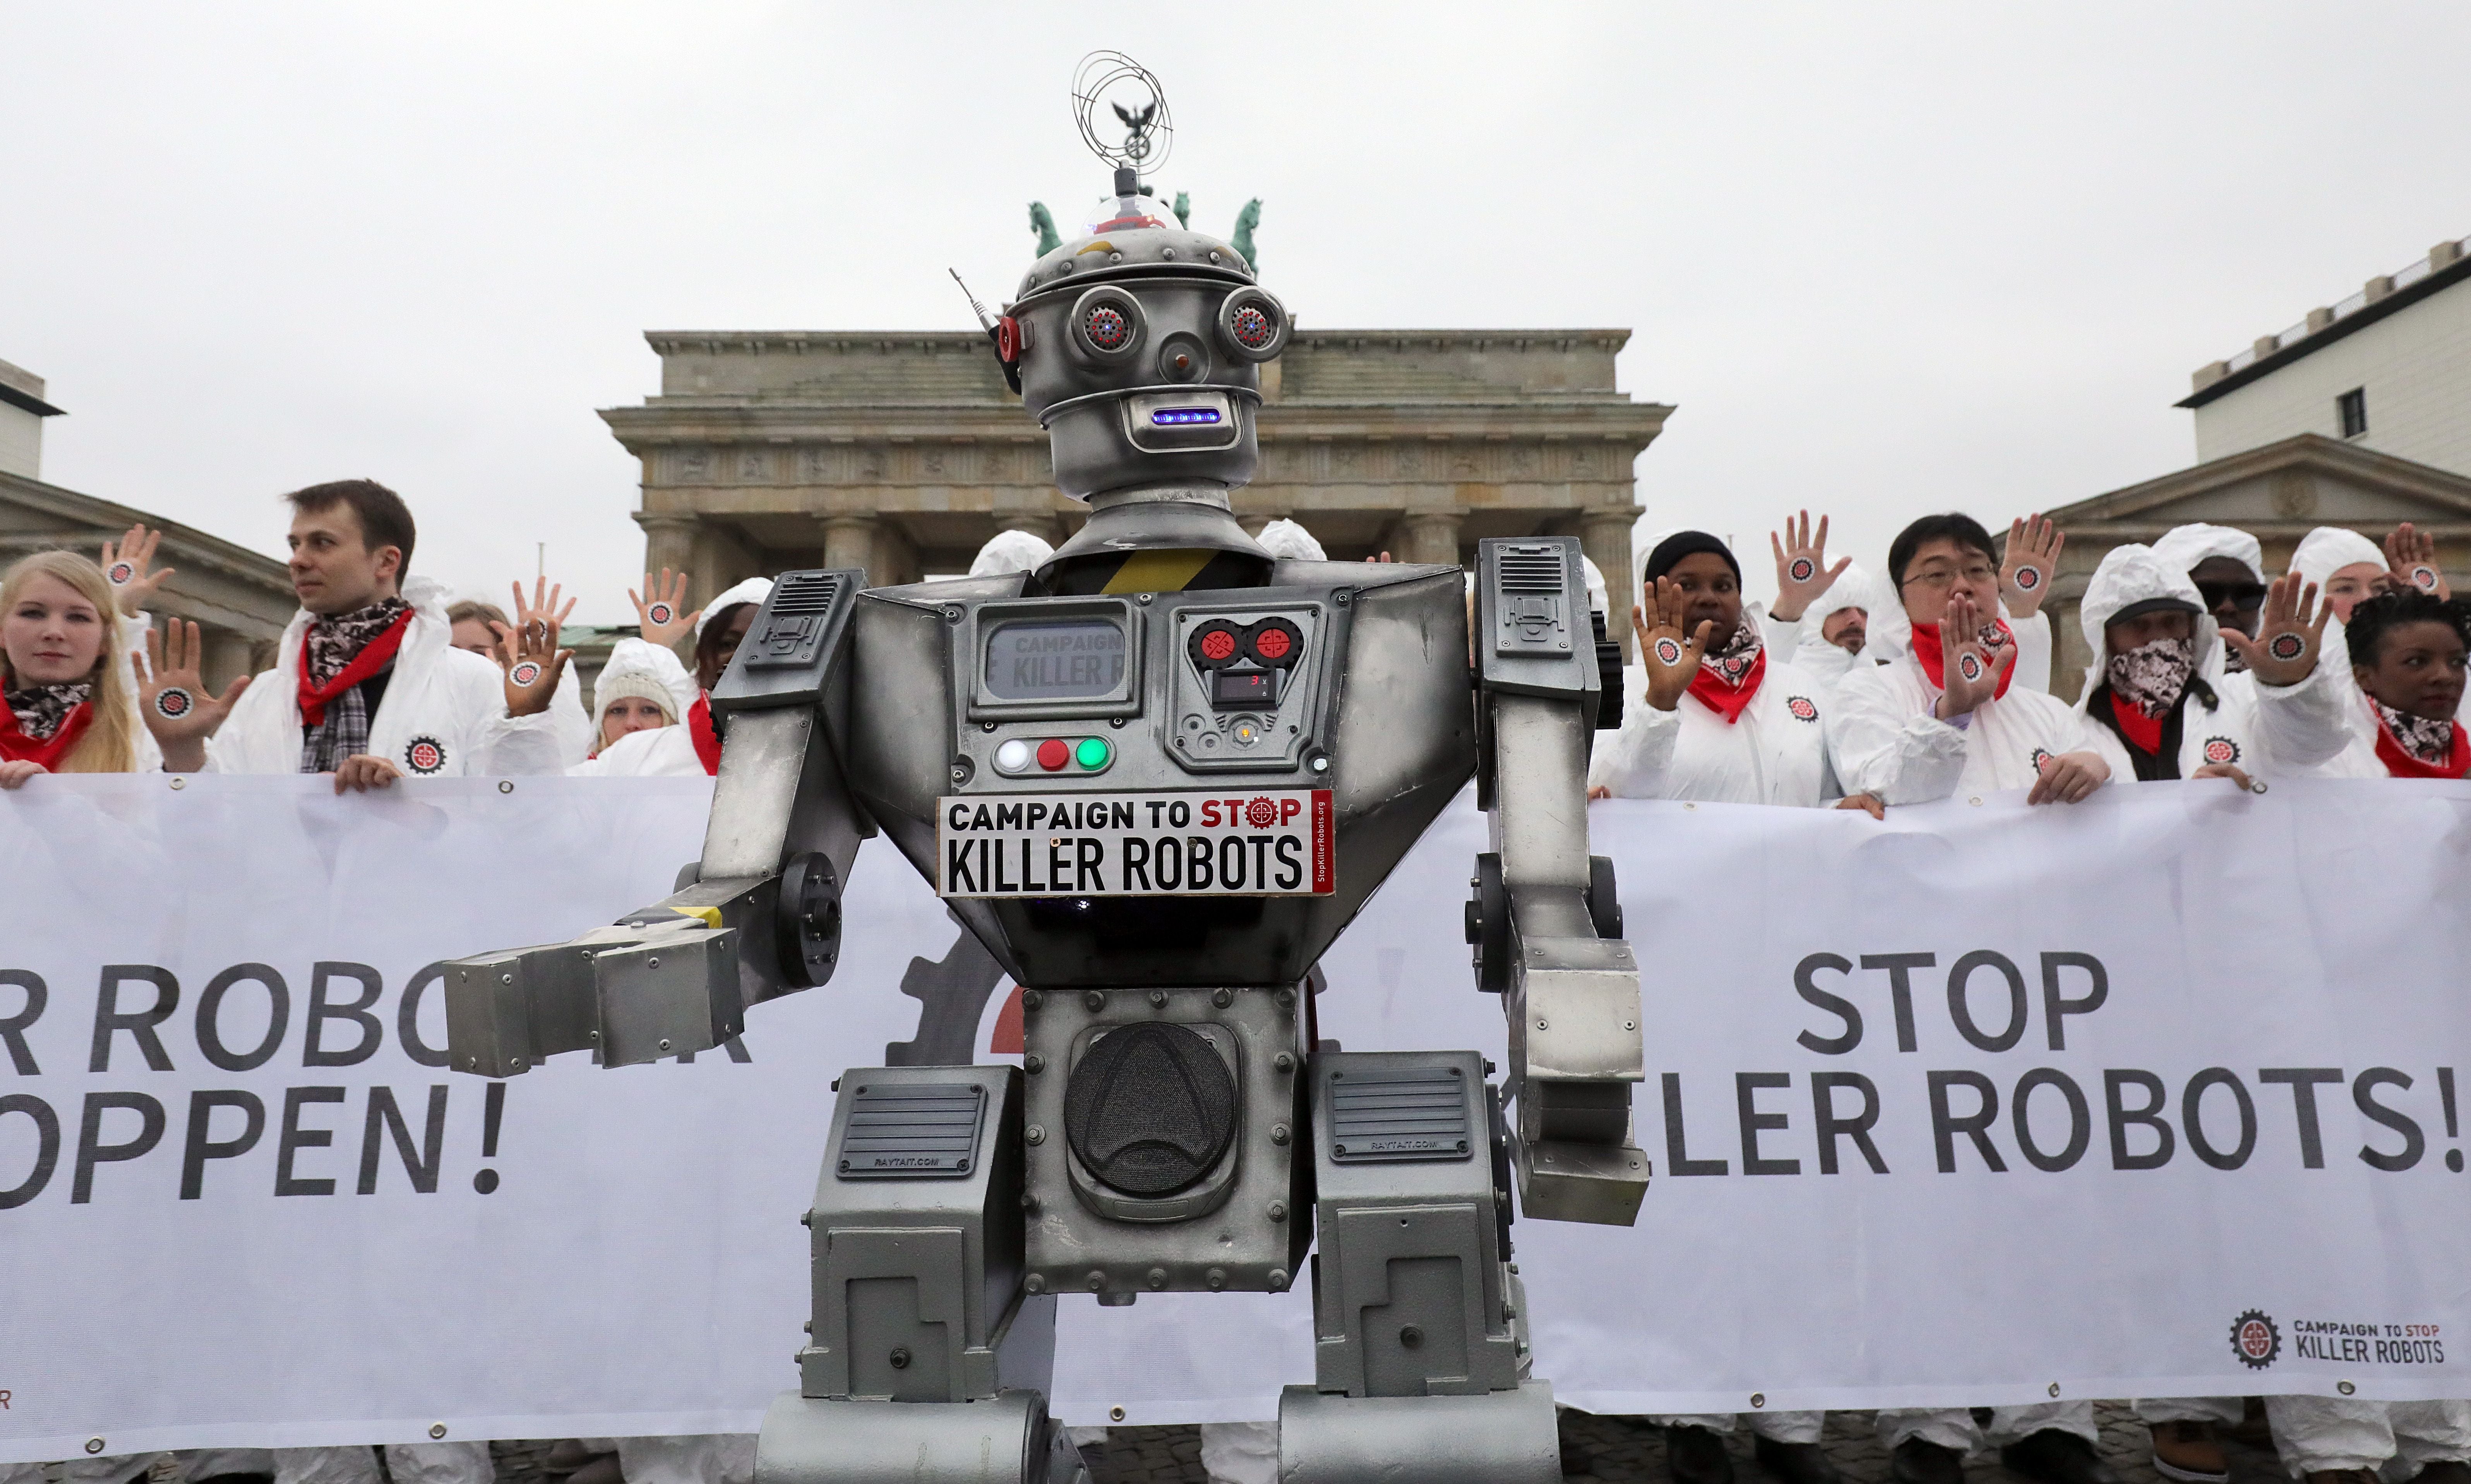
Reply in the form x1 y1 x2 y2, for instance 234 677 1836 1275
1072 51 1173 176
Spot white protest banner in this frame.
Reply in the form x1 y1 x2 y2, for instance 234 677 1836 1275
2 775 2467 1462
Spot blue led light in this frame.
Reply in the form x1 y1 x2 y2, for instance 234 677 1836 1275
1150 408 1224 426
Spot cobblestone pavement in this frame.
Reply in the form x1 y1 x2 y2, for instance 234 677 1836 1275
1081 1402 2294 1484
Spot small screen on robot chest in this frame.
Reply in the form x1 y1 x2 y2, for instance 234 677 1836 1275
983 618 1127 701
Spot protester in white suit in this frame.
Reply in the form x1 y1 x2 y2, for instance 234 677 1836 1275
451 588 592 765
2071 545 2351 788
2303 589 2471 782
569 637 695 765
971 527 1059 577
1830 514 2111 811
1590 530 1881 828
574 576 770 780
153 481 565 789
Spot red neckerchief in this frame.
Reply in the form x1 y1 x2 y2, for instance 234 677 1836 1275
1687 645 1767 725
2372 708 2471 780
1911 618 2017 700
2106 690 2164 756
0 695 92 770
296 609 414 727
687 693 722 776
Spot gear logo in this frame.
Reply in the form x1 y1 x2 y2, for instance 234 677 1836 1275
1653 637 1684 667
2031 747 2055 773
509 660 543 687
1787 696 1818 722
2204 737 2240 765
2231 1309 2281 1369
2013 565 2044 592
153 686 194 720
2412 566 2440 593
2268 632 2306 662
107 561 135 585
1244 796 1278 828
1957 652 1984 683
1789 557 1816 583
647 601 674 625
404 735 448 775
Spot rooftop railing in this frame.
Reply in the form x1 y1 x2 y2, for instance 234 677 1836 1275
2198 234 2469 387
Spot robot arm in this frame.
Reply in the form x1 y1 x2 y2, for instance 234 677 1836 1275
445 572 870 1076
1467 537 1650 1226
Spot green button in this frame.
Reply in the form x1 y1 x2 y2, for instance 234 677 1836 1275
1075 737 1110 769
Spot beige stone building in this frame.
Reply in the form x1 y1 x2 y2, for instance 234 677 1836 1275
2034 433 2471 701
0 359 295 690
603 329 1671 654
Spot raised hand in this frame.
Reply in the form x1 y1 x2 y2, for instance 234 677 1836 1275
141 620 252 772
99 523 175 618
1932 593 2014 720
1632 575 1714 712
1768 509 1849 622
2385 522 2450 600
492 617 572 718
630 569 699 648
2000 514 2064 619
510 576 577 648
2221 573 2332 688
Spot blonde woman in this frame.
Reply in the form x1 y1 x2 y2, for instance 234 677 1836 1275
0 550 163 787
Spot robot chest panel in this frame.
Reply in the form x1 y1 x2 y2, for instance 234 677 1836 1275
937 587 1343 900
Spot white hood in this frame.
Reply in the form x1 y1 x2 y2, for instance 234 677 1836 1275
1581 555 1609 619
2073 543 2218 708
969 529 1055 577
2152 523 2265 584
696 576 775 641
2291 527 2385 593
1789 561 1876 679
1253 518 1327 564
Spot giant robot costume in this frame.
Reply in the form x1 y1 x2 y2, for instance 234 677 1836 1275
444 57 1648 1484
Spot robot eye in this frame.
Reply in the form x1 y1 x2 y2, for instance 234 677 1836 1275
1214 287 1288 363
1068 286 1146 363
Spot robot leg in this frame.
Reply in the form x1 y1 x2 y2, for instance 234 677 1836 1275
756 1065 1086 1484
1276 1050 1560 1484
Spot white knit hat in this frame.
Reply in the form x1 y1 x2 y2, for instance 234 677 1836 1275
593 637 696 724
696 576 775 641
1254 518 1326 562
970 530 1055 577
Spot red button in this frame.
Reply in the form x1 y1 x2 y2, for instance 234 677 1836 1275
1036 738 1070 771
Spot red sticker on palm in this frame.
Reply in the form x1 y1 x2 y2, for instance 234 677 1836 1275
1653 637 1683 667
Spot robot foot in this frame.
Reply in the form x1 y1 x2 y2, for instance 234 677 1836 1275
756 1390 1087 1484
1277 1379 1563 1484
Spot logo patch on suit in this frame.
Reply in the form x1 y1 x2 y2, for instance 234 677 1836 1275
1787 696 1818 721
2203 737 2240 765
404 735 448 775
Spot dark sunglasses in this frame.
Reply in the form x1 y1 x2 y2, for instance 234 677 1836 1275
2195 580 2267 612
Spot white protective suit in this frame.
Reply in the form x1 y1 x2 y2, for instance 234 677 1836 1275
1253 519 1326 563
1827 587 2103 805
1758 562 1880 708
200 576 563 778
2151 522 2266 586
2283 524 2465 775
1589 643 1845 805
568 638 697 774
2071 545 2354 784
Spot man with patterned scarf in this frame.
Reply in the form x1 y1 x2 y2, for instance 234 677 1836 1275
150 480 565 788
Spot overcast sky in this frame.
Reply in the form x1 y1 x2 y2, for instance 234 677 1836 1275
5 3 2466 622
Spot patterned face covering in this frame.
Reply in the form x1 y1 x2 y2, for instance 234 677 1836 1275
1 681 93 740
1700 613 1762 682
2105 636 2196 718
2373 697 2457 767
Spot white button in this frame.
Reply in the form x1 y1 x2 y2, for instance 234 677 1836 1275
995 739 1032 773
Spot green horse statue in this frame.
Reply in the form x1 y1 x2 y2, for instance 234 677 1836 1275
1028 202 1060 257
1230 198 1262 270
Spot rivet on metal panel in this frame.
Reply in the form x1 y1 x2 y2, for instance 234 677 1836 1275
648 957 660 968
1088 1270 1107 1291
1026 1125 1046 1145
1025 1054 1045 1074
1146 1268 1168 1290
1206 1267 1227 1290
1270 1124 1290 1145
1212 988 1233 1008
1137 593 1154 605
1025 1274 1046 1293
1276 988 1295 1011
658 1039 672 1051
800 1211 813 1226
1399 1325 1423 1349
1267 1268 1289 1290
889 1347 911 1370
1022 991 1043 1012
1149 990 1167 1008
1273 1053 1295 1073
1536 1018 1549 1030
1266 1201 1287 1222
502 973 514 985
1624 1020 1636 1031
1085 990 1107 1012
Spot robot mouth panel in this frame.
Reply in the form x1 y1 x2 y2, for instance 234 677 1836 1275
1122 390 1241 452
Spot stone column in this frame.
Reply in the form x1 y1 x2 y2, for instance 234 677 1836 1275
1581 509 1640 659
822 515 878 584
635 513 698 586
1397 513 1463 569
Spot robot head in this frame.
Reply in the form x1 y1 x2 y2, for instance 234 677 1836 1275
1009 170 1289 502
